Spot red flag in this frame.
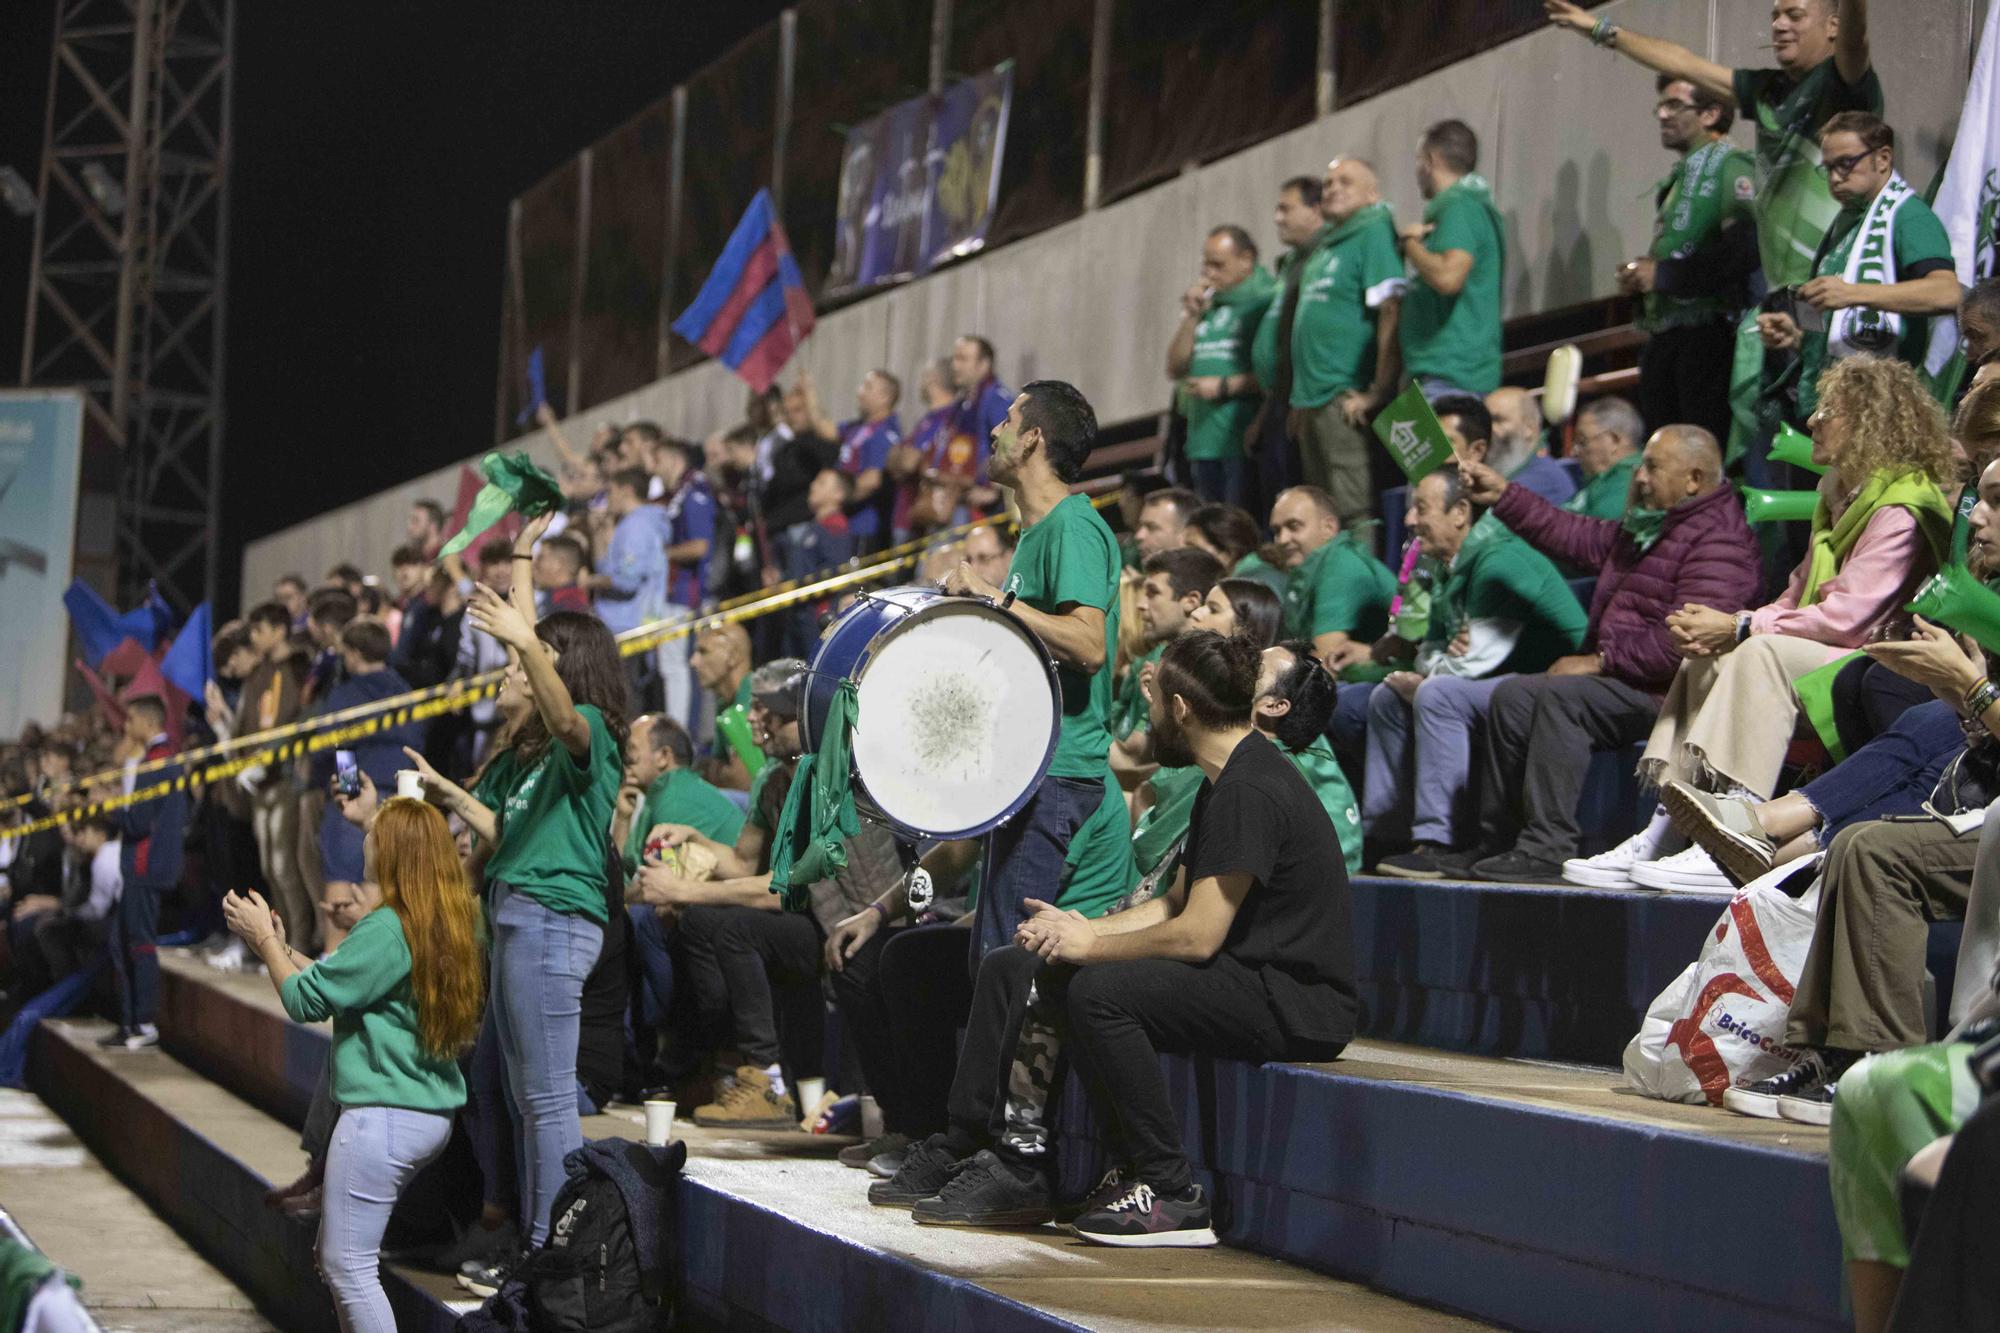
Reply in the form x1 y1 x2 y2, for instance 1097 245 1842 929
101 636 151 678
76 660 127 730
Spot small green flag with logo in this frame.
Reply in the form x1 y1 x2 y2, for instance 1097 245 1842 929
1371 383 1457 482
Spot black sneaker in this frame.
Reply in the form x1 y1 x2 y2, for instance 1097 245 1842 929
867 1145 909 1180
911 1150 1054 1228
457 1243 528 1298
839 1131 910 1171
430 1218 517 1277
1723 1050 1840 1120
1054 1165 1131 1223
1374 843 1455 880
867 1135 961 1206
98 1024 159 1052
1470 849 1568 885
96 1027 130 1050
1072 1180 1218 1248
1778 1083 1837 1126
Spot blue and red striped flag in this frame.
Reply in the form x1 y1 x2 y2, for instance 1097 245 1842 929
672 189 816 393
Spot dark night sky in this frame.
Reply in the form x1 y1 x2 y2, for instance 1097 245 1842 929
1 2 786 611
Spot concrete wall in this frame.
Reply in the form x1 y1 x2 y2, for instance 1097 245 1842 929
245 0 1978 603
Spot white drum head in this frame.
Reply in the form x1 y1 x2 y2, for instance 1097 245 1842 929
850 602 1057 837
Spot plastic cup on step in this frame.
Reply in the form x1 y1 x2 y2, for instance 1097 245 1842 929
796 1076 826 1113
644 1098 676 1147
395 770 425 801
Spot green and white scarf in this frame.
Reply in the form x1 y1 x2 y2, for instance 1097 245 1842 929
1823 172 1960 377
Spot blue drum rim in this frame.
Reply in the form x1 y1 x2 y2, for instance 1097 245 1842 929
803 586 1063 841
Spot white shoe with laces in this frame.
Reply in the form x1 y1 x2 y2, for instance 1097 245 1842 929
1562 831 1656 889
1629 845 1736 895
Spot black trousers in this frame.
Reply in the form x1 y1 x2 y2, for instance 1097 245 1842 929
1829 657 1934 759
1638 322 1736 448
949 945 1324 1195
828 922 973 1138
676 904 823 1075
1478 674 1659 863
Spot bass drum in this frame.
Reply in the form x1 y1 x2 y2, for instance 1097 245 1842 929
803 586 1062 841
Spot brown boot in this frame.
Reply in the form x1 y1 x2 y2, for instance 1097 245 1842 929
692 1066 799 1130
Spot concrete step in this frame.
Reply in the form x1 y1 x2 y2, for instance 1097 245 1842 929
0 1086 271 1332
40 954 1491 1332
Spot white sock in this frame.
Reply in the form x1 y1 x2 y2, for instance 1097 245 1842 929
1635 805 1673 859
1722 783 1759 803
763 1063 788 1099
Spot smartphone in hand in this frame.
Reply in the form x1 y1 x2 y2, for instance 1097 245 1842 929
334 750 362 799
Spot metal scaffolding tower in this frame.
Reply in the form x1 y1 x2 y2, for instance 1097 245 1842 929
18 0 235 612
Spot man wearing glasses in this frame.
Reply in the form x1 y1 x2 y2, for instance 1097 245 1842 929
1617 77 1758 451
1755 114 1959 424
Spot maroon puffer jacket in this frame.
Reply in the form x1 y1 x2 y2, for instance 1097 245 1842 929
1492 481 1762 694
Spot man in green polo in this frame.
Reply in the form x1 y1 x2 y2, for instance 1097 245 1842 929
617 715 745 875
1167 226 1275 507
1755 113 1960 423
1270 485 1395 681
1288 156 1408 538
943 379 1128 960
1398 119 1505 400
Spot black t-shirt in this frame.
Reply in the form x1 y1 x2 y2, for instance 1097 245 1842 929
763 429 838 531
1187 730 1357 1048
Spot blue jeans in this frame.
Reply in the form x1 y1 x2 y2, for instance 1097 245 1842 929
1803 700 1964 842
1364 674 1507 846
975 775 1105 962
629 904 674 1033
320 1105 452 1333
488 881 603 1244
1190 456 1247 507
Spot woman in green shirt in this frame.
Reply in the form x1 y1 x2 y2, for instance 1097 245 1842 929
401 552 630 1258
224 798 482 1333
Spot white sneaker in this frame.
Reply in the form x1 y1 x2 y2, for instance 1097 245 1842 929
1562 831 1656 889
1630 845 1735 894
205 937 250 973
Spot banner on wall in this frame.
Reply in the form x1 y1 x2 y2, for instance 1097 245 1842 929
0 391 84 739
827 62 1013 295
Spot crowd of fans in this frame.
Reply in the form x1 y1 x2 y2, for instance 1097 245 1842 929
7 0 2000 1326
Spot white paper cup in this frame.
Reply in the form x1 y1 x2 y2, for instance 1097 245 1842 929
796 1076 826 1114
395 770 425 801
644 1099 676 1147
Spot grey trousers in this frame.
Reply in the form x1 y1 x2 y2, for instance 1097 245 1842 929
1363 674 1506 847
1477 673 1659 863
1786 817 1979 1053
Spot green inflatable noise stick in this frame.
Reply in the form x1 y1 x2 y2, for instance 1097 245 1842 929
1906 563 2000 655
1767 424 1827 475
715 702 768 778
1741 487 1821 524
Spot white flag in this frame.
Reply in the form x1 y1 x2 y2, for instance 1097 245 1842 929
1935 1 2000 288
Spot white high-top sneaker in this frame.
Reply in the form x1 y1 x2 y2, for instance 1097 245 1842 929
1630 845 1736 895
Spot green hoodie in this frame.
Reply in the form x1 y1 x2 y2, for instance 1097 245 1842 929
1181 265 1278 462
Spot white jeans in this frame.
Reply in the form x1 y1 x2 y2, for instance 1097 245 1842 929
319 1104 453 1333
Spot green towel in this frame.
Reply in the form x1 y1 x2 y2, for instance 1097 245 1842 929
768 679 860 910
0 1239 77 1333
439 451 565 557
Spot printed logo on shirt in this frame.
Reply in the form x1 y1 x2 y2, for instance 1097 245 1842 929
1734 174 1757 203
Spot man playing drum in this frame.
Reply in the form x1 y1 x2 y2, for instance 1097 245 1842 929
944 381 1130 958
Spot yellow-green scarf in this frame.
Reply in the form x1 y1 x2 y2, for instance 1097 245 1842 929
1800 469 1952 609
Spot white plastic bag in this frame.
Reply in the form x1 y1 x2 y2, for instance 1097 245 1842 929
1622 856 1824 1106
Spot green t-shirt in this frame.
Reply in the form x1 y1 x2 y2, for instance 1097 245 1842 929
1796 185 1956 420
471 703 621 922
1732 61 1885 288
1644 139 1758 332
1233 550 1288 596
1111 642 1164 742
1182 267 1277 462
1425 524 1587 675
1288 739 1363 876
1251 231 1326 391
1291 204 1408 408
1003 493 1122 779
623 766 746 872
1282 534 1396 644
279 907 468 1113
1055 772 1136 918
1562 452 1640 521
1399 175 1505 394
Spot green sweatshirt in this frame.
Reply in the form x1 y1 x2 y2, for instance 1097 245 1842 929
280 907 468 1113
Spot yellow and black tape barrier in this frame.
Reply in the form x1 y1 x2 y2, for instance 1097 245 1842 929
0 495 1118 843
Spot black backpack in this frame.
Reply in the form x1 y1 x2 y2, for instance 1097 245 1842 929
458 1139 685 1333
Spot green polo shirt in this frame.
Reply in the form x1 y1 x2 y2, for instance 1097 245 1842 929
1796 187 1955 420
1732 60 1885 288
1281 534 1396 644
1003 493 1121 779
1425 526 1587 675
280 907 468 1113
1399 175 1505 395
471 703 621 922
1290 203 1407 408
1563 452 1641 521
622 766 746 873
1182 267 1276 462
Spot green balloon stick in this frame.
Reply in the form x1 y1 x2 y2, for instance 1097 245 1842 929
1741 487 1821 524
716 703 767 777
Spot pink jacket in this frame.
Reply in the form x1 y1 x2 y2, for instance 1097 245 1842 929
1749 507 1926 646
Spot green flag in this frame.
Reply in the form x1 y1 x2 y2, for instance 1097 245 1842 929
1371 383 1457 482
